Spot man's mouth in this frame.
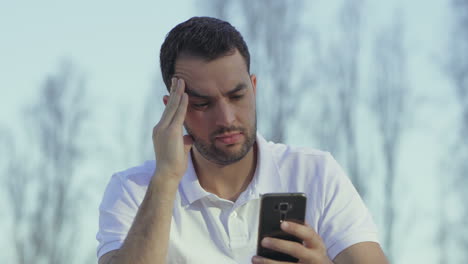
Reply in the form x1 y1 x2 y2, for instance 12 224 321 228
214 132 243 145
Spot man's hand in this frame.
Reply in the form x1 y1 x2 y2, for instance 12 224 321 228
152 77 193 182
252 221 333 264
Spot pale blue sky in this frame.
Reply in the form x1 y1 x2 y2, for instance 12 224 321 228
0 0 459 263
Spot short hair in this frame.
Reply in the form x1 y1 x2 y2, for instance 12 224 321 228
160 16 251 90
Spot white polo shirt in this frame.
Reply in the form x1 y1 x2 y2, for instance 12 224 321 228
96 133 379 263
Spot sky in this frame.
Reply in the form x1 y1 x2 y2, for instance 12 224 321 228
0 0 459 263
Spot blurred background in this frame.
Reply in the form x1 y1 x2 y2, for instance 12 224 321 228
1 0 466 263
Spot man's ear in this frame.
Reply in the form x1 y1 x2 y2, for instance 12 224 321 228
250 74 257 95
163 95 169 105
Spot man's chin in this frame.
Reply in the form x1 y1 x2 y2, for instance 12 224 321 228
211 153 246 166
198 144 249 165
213 147 245 161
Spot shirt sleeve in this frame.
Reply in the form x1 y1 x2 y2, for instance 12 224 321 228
96 173 139 259
318 153 380 260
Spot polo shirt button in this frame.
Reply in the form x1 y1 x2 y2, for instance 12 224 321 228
231 211 237 218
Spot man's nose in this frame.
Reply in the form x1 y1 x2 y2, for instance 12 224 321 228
215 100 235 127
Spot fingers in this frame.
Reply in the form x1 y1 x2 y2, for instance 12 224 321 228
159 78 186 128
172 90 188 127
259 237 311 261
280 221 324 249
158 78 179 127
253 223 330 264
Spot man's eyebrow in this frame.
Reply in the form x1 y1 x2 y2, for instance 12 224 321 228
225 83 247 96
185 83 247 99
185 87 211 99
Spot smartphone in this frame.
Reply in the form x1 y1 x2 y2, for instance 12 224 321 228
256 193 307 262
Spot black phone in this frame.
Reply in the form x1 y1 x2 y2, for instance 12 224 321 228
256 193 307 262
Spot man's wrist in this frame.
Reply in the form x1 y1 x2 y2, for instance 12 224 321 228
150 172 180 197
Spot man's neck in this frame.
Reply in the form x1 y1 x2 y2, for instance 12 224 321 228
191 144 258 202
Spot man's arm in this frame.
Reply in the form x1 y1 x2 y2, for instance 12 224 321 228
98 250 116 264
333 241 388 264
98 175 179 264
98 78 192 264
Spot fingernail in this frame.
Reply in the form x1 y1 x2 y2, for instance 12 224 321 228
261 238 271 247
171 78 176 92
281 221 289 229
177 78 182 87
252 256 262 264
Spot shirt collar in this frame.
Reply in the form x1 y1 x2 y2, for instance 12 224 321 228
179 151 210 207
179 132 285 207
253 132 285 196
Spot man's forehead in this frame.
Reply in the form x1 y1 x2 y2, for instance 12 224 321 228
184 82 247 98
173 53 250 95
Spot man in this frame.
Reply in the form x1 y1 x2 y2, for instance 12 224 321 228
97 17 388 264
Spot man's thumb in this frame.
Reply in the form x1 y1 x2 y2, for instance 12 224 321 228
183 134 194 153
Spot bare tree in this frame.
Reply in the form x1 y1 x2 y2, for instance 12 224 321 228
3 61 90 264
336 0 364 195
315 0 366 196
244 0 306 143
310 90 343 156
441 0 468 262
370 12 408 263
114 75 167 167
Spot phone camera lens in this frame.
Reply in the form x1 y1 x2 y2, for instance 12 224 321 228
279 203 289 211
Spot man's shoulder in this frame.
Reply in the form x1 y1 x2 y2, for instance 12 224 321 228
261 137 331 163
99 161 156 213
111 160 156 188
258 137 344 198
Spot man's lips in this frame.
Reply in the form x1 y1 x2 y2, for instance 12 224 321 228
215 132 243 144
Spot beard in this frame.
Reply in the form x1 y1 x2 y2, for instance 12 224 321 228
184 117 257 166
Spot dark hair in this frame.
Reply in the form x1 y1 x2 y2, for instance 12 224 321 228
160 16 251 90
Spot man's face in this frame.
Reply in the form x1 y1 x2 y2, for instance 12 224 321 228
173 50 257 166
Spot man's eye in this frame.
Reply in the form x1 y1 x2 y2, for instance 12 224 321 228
231 95 244 100
193 102 209 108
